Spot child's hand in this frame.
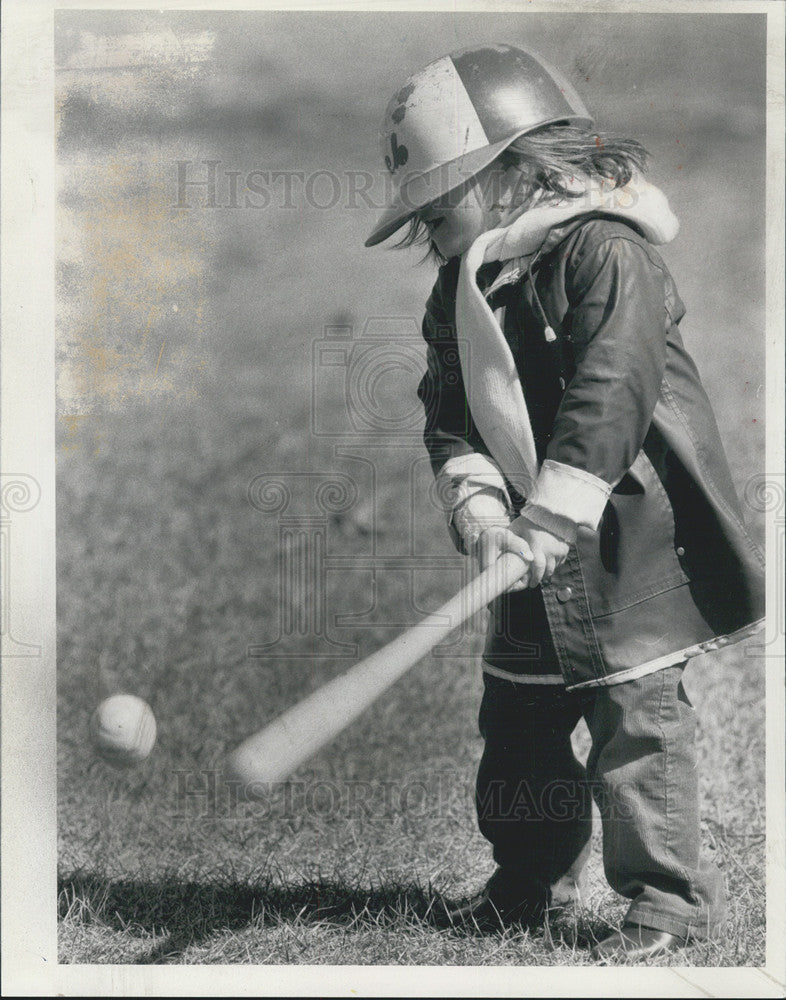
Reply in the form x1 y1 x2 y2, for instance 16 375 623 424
477 525 533 591
478 516 570 590
510 515 570 586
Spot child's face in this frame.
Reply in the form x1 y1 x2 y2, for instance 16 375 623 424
416 161 509 259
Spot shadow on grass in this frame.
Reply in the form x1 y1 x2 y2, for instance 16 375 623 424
58 871 613 963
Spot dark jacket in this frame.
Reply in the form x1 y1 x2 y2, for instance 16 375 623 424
417 217 765 689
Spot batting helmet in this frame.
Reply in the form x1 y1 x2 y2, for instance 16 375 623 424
365 43 593 248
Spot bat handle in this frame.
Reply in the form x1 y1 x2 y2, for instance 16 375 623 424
463 549 531 611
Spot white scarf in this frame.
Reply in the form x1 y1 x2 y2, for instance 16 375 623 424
455 172 679 500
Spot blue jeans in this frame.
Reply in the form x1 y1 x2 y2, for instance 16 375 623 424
476 664 726 938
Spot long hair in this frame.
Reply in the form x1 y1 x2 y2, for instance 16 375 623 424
395 122 649 265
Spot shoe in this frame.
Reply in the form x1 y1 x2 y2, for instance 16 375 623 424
591 923 688 962
435 868 548 931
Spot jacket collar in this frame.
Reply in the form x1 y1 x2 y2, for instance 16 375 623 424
477 173 679 299
483 213 645 299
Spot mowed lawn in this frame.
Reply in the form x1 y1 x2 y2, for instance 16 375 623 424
56 389 766 966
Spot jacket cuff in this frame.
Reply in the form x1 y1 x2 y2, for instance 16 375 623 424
527 459 612 531
518 506 578 545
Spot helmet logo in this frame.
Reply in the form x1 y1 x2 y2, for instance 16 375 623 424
384 132 409 174
391 82 416 123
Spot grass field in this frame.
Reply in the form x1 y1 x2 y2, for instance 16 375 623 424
56 387 766 967
56 11 768 969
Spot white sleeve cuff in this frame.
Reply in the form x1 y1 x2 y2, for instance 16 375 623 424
527 459 612 531
452 490 512 551
435 452 513 513
436 453 513 554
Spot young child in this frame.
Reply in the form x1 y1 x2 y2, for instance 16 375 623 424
364 44 765 961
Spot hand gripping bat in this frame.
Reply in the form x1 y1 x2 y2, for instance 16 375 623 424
225 552 527 797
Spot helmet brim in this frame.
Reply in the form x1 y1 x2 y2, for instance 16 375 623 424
364 116 592 248
364 137 514 248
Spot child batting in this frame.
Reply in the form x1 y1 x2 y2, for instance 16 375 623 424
364 44 765 961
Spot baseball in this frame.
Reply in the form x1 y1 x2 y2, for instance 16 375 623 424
90 694 157 767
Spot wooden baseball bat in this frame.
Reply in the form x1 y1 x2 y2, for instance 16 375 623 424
225 552 527 795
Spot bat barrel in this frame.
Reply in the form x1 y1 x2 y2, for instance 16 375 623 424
225 553 527 793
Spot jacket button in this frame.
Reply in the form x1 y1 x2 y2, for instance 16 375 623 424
676 546 686 557
556 586 573 603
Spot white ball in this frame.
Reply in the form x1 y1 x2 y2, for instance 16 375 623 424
90 694 157 768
